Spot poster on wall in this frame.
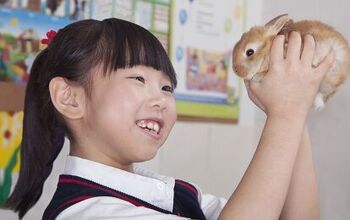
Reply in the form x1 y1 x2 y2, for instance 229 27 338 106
0 7 71 204
170 0 247 123
0 7 71 84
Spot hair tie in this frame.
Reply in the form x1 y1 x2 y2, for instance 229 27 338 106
41 30 58 45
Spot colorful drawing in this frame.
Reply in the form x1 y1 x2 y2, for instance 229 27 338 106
186 48 230 94
0 7 70 84
0 111 23 205
0 27 38 83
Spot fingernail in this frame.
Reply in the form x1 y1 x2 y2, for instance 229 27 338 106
274 35 285 43
291 31 301 37
306 34 314 40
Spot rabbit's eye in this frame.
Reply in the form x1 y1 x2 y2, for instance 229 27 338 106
246 49 255 57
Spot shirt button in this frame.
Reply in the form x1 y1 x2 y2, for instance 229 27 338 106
157 183 164 191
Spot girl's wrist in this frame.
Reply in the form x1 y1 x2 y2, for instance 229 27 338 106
266 109 308 124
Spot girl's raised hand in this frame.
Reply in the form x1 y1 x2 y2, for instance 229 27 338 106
245 32 334 119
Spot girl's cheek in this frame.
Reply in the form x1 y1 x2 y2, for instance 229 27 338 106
168 99 177 120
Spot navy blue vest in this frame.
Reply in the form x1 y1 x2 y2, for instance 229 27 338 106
43 175 206 220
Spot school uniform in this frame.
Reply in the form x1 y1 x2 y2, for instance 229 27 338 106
43 156 227 220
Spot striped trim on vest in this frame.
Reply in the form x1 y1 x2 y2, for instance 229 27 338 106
43 175 206 220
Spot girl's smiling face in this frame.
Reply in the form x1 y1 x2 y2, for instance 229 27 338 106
74 65 177 170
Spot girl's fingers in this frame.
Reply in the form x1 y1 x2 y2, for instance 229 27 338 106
244 80 266 111
244 80 254 97
315 49 335 79
270 35 285 65
286 31 302 61
244 79 250 88
301 34 316 65
244 80 255 99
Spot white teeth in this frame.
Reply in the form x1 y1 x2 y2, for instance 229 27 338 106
137 120 146 128
153 123 160 133
137 120 160 133
146 122 154 130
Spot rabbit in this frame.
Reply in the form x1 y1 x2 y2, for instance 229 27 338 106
232 14 350 110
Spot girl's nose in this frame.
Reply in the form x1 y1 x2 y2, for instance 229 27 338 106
148 91 167 111
149 95 167 110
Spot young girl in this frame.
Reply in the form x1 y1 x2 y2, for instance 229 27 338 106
4 18 334 219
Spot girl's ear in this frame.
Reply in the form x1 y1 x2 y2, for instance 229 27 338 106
49 77 86 120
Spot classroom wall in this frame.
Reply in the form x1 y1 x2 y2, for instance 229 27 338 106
1 0 349 219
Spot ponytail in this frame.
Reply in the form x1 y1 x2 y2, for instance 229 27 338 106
4 49 66 219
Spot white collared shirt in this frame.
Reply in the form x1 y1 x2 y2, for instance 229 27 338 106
56 156 227 220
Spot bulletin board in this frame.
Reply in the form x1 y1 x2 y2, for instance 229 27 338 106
170 0 247 123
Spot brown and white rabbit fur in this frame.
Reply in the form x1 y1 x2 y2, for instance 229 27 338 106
232 14 350 110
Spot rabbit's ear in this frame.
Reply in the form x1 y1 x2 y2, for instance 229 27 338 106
265 14 292 36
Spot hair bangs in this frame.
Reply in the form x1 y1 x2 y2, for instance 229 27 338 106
99 18 177 88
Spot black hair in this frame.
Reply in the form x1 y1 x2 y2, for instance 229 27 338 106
4 18 177 218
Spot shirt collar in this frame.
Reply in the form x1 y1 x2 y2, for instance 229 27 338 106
63 155 175 212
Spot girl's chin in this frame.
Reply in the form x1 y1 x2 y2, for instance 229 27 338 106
134 146 160 162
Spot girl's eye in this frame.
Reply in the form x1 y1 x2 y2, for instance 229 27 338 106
162 85 174 93
133 76 145 83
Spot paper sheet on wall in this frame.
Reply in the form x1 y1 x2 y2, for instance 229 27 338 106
170 0 246 122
